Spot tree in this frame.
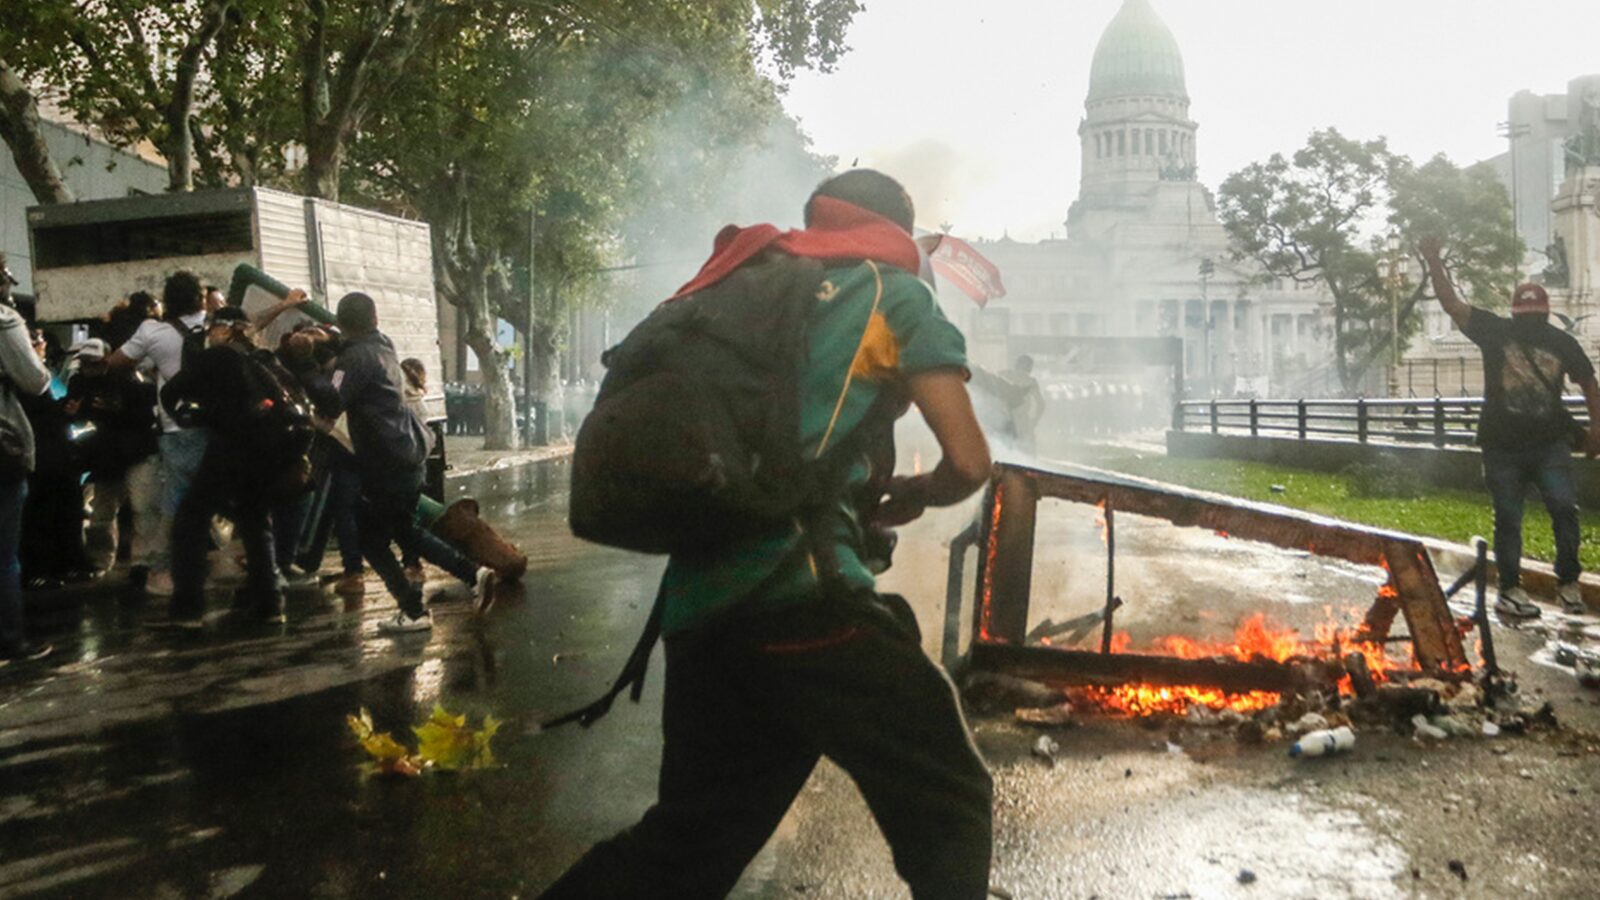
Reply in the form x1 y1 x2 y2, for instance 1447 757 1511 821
1219 129 1521 394
0 0 251 193
349 0 858 448
0 55 74 204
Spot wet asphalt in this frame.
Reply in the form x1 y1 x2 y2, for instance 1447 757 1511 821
2 457 1599 899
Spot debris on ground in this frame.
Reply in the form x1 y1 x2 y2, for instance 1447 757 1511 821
347 704 501 777
1014 701 1075 728
1448 859 1469 882
1289 725 1355 758
1412 715 1449 741
1031 735 1060 766
964 672 1069 713
1237 868 1258 885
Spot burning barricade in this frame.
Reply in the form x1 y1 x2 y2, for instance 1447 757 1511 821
949 463 1559 753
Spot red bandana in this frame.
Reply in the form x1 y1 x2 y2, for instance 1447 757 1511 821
668 196 920 301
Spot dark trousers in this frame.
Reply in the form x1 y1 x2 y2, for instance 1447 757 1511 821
272 493 311 573
1484 441 1582 589
358 466 475 617
0 478 29 653
540 597 994 899
171 451 279 618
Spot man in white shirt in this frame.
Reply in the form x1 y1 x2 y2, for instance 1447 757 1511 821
107 271 210 599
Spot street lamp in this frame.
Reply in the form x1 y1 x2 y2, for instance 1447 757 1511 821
1382 232 1405 398
1199 258 1215 396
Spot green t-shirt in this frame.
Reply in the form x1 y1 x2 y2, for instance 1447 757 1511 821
659 260 969 636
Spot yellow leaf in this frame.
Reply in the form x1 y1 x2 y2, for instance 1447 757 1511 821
348 708 423 777
414 704 500 770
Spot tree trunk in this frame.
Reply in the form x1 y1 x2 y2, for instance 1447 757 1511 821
0 57 75 205
529 322 564 444
304 129 342 200
459 271 517 451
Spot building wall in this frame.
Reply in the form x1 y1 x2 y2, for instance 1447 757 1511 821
0 120 168 294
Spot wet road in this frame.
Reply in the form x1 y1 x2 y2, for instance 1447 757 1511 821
2 458 1599 899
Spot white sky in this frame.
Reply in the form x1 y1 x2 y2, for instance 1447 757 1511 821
781 0 1599 241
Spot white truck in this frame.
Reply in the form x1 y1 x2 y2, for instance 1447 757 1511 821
25 186 443 382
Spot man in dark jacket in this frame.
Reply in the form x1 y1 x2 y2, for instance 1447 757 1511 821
158 307 311 626
332 292 491 633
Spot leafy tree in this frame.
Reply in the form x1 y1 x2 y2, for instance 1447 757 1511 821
1219 129 1521 394
0 0 251 194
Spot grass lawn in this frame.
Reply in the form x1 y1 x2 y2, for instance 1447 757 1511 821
1071 449 1600 573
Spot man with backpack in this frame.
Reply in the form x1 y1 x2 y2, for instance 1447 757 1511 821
156 306 315 626
546 170 995 898
107 270 211 596
331 292 494 634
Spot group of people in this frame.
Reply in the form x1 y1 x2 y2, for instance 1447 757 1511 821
0 261 494 662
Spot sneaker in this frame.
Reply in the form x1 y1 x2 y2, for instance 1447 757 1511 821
0 641 53 663
1558 582 1588 615
333 572 365 598
1494 586 1542 619
378 610 433 634
472 566 498 616
279 567 319 590
145 571 175 597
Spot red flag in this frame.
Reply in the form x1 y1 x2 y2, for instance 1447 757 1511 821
918 235 1006 307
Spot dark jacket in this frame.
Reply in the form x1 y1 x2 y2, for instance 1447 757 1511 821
333 331 428 475
65 369 158 476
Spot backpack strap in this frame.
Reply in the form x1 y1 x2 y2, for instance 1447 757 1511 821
538 587 665 731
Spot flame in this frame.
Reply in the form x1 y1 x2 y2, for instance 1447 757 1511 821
1073 608 1415 716
1082 685 1281 716
1094 500 1108 545
978 484 1005 642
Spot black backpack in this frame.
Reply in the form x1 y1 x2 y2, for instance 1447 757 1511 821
234 350 318 496
570 252 836 555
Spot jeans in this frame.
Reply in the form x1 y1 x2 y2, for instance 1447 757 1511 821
358 466 475 617
539 596 995 899
151 429 210 571
0 478 29 653
84 456 161 571
272 492 312 573
330 461 364 574
1484 441 1582 589
170 450 279 619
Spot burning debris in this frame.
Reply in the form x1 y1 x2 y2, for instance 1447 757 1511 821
951 463 1567 756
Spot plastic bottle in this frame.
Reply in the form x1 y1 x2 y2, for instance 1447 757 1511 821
1288 725 1355 758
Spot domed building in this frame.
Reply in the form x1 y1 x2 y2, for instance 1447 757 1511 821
955 0 1334 410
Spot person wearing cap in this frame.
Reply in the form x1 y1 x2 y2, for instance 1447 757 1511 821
65 338 160 574
1421 237 1600 618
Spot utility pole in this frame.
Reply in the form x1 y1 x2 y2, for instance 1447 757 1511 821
1382 232 1405 398
1199 257 1215 396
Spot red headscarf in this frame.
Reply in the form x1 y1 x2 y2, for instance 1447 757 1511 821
668 196 921 301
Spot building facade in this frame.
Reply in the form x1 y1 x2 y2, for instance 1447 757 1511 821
954 0 1333 405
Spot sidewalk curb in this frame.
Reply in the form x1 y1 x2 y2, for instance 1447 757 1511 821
443 443 574 502
1421 535 1600 612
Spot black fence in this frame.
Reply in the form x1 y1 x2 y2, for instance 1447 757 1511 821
1173 396 1590 448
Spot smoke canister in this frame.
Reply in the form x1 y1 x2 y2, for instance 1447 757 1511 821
1288 725 1355 758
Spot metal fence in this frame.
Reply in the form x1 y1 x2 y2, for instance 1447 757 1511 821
1172 396 1590 448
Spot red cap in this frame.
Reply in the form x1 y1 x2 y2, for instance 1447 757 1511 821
1511 283 1549 315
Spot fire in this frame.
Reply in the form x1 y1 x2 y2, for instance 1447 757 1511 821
1082 684 1281 716
1074 606 1414 716
1094 500 1108 545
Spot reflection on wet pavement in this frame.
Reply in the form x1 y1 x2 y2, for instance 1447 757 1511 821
2 458 1598 899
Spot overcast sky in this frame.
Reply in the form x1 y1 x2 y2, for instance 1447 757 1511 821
780 0 1598 241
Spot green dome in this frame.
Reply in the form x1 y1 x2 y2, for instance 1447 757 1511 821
1087 0 1187 102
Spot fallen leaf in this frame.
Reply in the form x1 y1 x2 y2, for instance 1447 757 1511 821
414 704 501 770
348 708 424 777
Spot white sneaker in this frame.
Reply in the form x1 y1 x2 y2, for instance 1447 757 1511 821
1558 582 1588 615
377 610 433 634
473 567 498 615
1494 586 1541 619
